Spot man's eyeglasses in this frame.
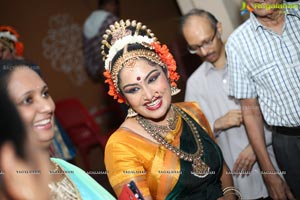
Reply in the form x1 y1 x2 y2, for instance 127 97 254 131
187 27 217 54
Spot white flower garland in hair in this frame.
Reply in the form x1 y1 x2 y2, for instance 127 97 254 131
0 31 17 42
105 35 153 71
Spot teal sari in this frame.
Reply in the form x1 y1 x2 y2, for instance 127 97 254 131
51 158 116 200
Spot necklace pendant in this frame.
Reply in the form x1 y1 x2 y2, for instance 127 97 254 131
167 119 176 130
191 157 210 178
167 108 178 131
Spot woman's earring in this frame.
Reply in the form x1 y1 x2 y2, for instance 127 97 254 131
171 86 181 96
127 107 137 118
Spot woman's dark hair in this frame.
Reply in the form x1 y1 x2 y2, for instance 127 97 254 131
0 59 42 89
0 59 41 191
0 81 27 159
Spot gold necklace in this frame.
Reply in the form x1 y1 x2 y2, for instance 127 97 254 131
136 105 210 178
145 106 178 134
48 162 82 200
49 162 59 173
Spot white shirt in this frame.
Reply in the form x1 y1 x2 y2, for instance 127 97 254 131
185 61 281 199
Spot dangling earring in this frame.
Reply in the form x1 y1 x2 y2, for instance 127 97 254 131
171 86 181 96
127 107 137 118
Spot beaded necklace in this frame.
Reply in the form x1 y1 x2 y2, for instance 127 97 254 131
136 105 210 178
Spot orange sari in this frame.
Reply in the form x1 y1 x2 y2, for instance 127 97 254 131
104 102 223 199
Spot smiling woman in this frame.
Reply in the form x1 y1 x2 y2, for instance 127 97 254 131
0 72 50 200
0 59 116 200
101 19 239 200
7 65 55 150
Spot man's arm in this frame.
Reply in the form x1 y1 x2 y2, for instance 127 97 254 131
240 98 294 200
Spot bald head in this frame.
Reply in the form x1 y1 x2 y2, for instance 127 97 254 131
182 15 216 49
180 9 225 67
180 9 218 34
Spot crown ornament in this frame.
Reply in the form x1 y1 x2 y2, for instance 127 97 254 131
101 19 180 103
101 19 157 67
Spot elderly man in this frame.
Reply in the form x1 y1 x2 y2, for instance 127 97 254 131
226 0 300 199
181 9 280 200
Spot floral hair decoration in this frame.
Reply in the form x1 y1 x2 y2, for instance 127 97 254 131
151 42 179 88
101 19 180 103
0 26 24 56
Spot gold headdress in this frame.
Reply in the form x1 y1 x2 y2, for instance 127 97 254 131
0 26 24 56
101 19 180 103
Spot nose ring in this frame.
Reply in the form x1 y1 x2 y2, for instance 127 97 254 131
151 91 159 102
144 91 159 101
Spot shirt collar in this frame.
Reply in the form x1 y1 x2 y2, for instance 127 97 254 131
204 61 214 75
204 61 226 75
249 12 262 31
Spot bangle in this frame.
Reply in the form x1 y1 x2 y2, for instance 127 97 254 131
222 186 242 200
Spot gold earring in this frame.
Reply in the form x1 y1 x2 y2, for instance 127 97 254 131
171 86 181 96
127 107 137 117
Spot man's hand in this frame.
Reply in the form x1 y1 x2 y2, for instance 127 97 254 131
214 109 243 132
264 174 295 200
232 145 256 177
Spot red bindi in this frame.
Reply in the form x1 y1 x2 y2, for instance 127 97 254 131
137 76 141 81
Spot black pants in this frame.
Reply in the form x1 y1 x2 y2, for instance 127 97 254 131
272 131 300 200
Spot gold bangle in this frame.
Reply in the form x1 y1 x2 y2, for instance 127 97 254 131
222 186 242 200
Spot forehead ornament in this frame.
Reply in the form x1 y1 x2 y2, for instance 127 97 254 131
101 20 180 103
